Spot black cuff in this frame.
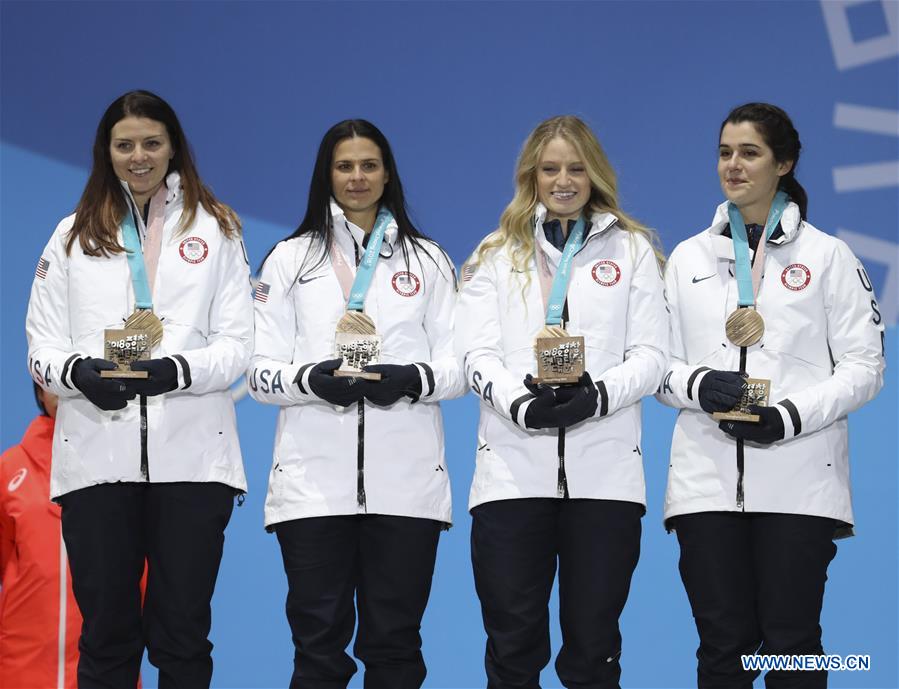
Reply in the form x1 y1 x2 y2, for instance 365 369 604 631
779 398 802 436
687 366 711 401
170 354 192 390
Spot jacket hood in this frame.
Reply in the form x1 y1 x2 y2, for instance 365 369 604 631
329 198 399 258
708 199 802 246
533 203 619 265
117 171 182 213
19 414 55 476
533 203 618 241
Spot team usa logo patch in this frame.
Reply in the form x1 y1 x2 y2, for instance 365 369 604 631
391 271 421 297
591 260 621 286
781 264 811 291
179 237 209 264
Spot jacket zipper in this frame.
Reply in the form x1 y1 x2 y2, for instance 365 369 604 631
352 241 367 511
556 302 571 499
549 217 606 498
357 400 367 510
734 236 765 511
140 395 149 480
736 345 747 510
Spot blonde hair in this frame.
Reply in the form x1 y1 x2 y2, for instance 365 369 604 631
469 115 664 283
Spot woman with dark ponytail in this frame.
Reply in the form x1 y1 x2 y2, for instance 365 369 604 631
657 103 885 688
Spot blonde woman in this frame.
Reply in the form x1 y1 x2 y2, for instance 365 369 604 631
456 115 667 689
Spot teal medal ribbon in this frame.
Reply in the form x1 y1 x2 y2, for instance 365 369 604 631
727 191 788 307
121 210 153 309
544 217 586 326
347 208 394 311
120 209 164 347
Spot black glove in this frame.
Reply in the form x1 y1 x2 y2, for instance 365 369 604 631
71 357 138 411
698 370 746 413
523 372 599 430
130 358 178 397
719 405 785 445
361 364 423 406
305 358 368 408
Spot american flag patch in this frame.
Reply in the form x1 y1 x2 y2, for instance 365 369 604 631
462 264 477 282
35 257 50 280
254 281 271 303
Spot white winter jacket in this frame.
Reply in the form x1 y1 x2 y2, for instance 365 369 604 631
248 202 466 528
456 206 668 510
656 201 885 530
26 173 253 498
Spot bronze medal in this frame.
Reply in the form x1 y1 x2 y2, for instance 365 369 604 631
725 308 765 348
124 308 164 348
100 308 162 378
533 325 585 385
334 311 382 380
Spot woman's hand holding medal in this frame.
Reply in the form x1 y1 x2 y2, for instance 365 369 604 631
72 357 138 411
303 360 425 407
361 364 422 406
719 406 785 444
698 370 746 414
129 358 178 396
522 372 598 430
306 359 369 408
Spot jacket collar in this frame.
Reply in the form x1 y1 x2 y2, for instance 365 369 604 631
707 199 802 260
117 171 182 232
533 203 618 264
329 198 398 260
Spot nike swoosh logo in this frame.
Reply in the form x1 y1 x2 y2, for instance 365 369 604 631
692 274 716 284
297 275 325 284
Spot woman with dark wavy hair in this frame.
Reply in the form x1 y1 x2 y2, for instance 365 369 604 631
657 102 885 688
249 119 464 689
26 90 252 688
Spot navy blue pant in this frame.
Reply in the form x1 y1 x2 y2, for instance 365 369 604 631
60 481 235 689
275 514 441 689
471 498 643 689
673 512 838 689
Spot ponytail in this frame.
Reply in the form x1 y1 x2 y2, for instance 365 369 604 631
779 172 808 221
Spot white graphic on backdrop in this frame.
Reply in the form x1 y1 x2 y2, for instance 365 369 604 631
835 103 899 136
833 161 899 191
822 0 898 70
832 103 899 191
830 101 897 325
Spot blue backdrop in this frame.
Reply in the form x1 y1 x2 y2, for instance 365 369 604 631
1 2 897 688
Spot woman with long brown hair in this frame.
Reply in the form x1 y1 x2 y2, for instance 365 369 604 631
25 90 253 688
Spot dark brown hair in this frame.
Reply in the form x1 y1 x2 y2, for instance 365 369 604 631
721 102 808 220
67 90 240 256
